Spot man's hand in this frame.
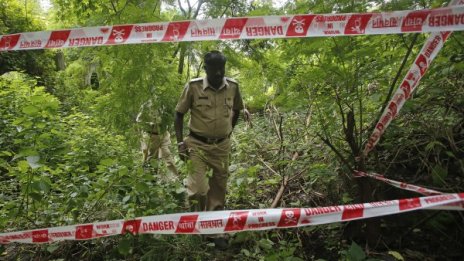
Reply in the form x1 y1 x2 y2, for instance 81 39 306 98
243 108 253 128
175 112 187 161
178 142 188 162
243 109 251 121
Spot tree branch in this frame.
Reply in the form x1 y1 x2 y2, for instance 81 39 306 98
270 152 299 208
271 176 289 208
178 0 187 16
117 0 131 17
195 61 203 78
110 0 118 14
368 34 419 138
192 0 204 19
258 158 279 176
220 3 231 18
152 1 159 15
187 0 192 17
317 133 354 174
335 88 347 135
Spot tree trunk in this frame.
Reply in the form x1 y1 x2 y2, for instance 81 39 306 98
177 43 186 75
55 51 66 71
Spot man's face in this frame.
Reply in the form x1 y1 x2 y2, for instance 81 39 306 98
205 61 225 88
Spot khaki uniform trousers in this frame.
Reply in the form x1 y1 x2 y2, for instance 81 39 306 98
141 131 178 180
185 135 230 211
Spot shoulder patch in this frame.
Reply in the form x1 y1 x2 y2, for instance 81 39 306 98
189 77 203 83
226 77 238 84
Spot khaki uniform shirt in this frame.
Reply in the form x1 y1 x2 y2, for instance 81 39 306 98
136 100 161 133
176 77 244 138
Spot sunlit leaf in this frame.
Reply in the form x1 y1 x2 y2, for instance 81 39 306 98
26 155 41 169
388 251 404 261
22 105 39 115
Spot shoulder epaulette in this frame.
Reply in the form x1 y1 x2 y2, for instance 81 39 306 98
226 77 238 84
189 77 203 83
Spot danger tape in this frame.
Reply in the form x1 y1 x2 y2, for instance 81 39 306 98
354 171 443 196
1 5 464 51
1 193 463 244
362 0 462 155
354 171 464 211
362 30 450 154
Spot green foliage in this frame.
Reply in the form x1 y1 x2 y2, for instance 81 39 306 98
226 231 304 261
341 242 366 261
94 44 181 134
2 0 464 259
0 0 56 85
0 72 183 233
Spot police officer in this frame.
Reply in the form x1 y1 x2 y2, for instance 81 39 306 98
137 100 178 181
174 51 243 213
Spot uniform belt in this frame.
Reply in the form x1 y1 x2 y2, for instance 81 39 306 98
189 131 226 144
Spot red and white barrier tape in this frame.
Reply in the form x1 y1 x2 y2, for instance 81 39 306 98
362 0 463 155
362 30 449 154
354 171 464 210
1 193 463 244
354 171 443 196
1 5 464 51
2 2 463 246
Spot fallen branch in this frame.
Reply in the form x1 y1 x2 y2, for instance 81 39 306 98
271 152 299 208
271 175 289 208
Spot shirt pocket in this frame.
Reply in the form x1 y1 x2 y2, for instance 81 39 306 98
195 98 211 107
194 97 213 119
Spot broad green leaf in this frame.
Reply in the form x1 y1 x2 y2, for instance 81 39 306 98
233 232 251 244
1 151 12 156
342 193 353 204
118 238 132 255
18 148 39 157
241 248 251 256
135 182 149 193
347 242 366 261
22 105 39 115
431 164 447 185
122 195 131 203
38 133 52 141
39 179 51 193
258 238 274 250
445 151 455 158
26 155 41 169
30 95 46 103
31 179 51 193
388 251 404 261
100 158 115 166
47 244 60 253
118 167 129 177
36 122 47 129
46 99 60 110
29 192 42 201
18 160 29 173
